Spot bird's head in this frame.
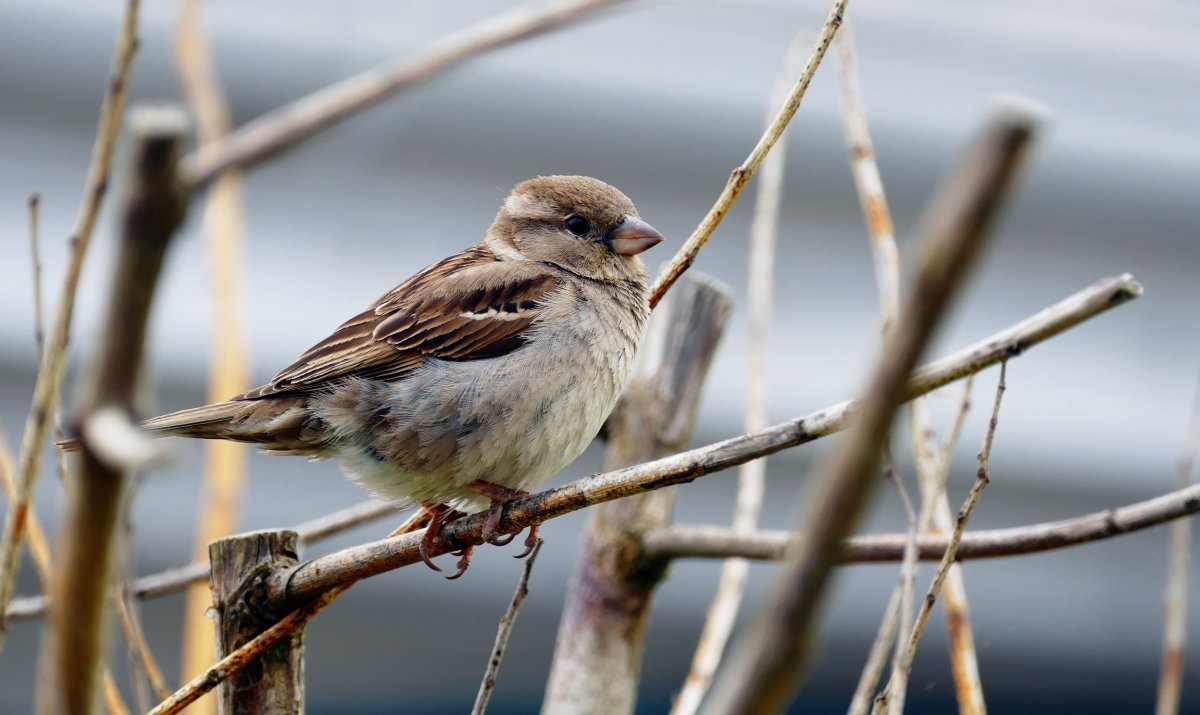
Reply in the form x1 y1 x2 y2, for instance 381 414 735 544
487 175 664 283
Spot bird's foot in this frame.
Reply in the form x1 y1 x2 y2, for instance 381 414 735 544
467 480 540 556
416 503 468 576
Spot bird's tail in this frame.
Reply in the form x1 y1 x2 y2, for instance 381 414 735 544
58 397 315 454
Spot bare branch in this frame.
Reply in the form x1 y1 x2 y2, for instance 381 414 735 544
647 0 847 308
700 103 1038 715
644 482 1200 563
113 575 172 701
147 586 344 715
0 0 141 650
471 540 543 715
881 454 919 715
28 194 45 357
672 33 809 715
3 273 1144 625
848 588 903 715
1157 371 1200 715
38 105 189 714
292 500 396 542
837 23 899 330
179 0 630 189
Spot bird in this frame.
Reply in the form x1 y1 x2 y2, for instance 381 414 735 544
70 176 663 579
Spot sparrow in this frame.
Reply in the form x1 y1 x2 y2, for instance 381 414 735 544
81 176 663 578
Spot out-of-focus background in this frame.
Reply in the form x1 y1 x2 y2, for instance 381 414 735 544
2 0 1198 712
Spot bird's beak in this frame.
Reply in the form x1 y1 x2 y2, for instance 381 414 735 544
606 216 664 256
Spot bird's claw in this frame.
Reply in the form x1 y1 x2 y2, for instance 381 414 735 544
445 546 473 580
513 524 540 559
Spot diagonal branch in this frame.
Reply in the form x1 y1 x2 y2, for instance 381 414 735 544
3 273 1142 626
648 0 847 308
700 102 1040 715
179 0 630 189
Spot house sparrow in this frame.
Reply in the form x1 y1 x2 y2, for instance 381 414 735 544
108 176 662 578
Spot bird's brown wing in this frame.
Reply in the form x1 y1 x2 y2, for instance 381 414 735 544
236 245 562 400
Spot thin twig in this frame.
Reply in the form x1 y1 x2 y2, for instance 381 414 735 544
174 0 251 696
881 453 919 715
935 380 974 487
471 540 543 715
701 103 1038 715
114 575 173 701
180 0 629 189
147 586 345 715
647 0 847 308
0 432 52 585
672 32 809 715
848 588 903 715
28 193 45 356
0 0 141 651
1156 371 1200 715
876 363 1007 715
5 272 1138 625
836 24 899 331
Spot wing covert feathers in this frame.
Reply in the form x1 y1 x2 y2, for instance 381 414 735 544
237 244 562 400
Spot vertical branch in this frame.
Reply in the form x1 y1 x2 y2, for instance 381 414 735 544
701 105 1040 715
837 25 987 715
880 454 919 715
174 1 251 704
2 435 133 715
671 32 809 715
209 530 305 713
29 193 45 356
0 0 141 651
1156 373 1200 715
543 274 733 715
38 106 189 714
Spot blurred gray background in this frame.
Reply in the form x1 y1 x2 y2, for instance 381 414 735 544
2 0 1199 712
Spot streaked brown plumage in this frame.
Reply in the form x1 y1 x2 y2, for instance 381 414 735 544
93 176 664 577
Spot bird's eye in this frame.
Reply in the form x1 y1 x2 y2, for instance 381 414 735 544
564 215 590 236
